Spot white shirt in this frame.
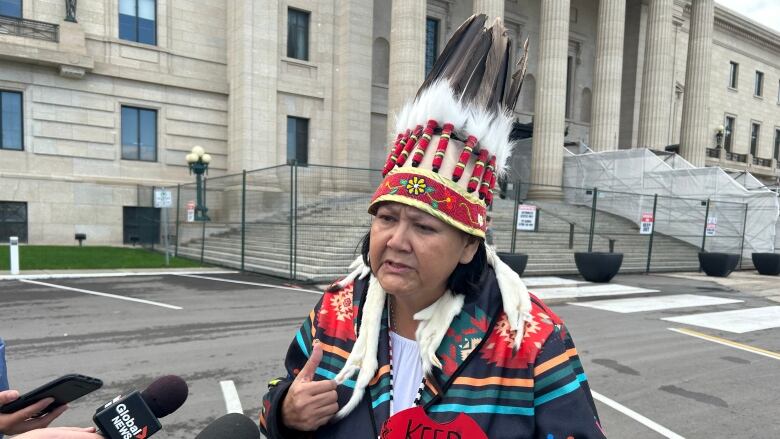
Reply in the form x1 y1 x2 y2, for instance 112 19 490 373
390 331 424 415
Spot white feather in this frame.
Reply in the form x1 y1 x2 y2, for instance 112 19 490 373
481 110 515 176
394 102 413 135
465 106 495 147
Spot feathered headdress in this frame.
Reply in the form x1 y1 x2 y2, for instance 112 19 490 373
332 15 533 419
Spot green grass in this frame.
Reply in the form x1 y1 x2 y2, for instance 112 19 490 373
0 245 202 271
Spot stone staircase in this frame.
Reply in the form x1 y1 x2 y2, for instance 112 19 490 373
177 193 712 282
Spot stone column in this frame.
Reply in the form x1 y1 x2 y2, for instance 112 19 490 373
387 0 426 140
332 0 374 168
473 0 504 20
226 0 278 172
528 0 570 199
679 0 714 167
637 0 673 150
590 0 625 151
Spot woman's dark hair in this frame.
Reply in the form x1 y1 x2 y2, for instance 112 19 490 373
357 231 487 297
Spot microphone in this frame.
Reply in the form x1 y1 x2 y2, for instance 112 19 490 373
194 413 261 439
93 375 188 439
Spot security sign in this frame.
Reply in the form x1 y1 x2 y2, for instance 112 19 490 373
186 201 196 223
640 213 654 235
516 204 538 231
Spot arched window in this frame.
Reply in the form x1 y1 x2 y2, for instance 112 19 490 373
372 38 390 85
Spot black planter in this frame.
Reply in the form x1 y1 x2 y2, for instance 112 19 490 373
497 252 528 277
698 252 740 277
751 253 780 276
574 252 623 283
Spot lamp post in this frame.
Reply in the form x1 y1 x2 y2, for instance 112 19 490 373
186 145 212 221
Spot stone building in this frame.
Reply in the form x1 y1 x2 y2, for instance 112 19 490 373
0 0 778 244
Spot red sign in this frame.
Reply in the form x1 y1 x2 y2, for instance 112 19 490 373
380 407 487 439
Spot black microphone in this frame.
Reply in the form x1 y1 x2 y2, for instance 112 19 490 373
93 375 188 439
194 413 261 439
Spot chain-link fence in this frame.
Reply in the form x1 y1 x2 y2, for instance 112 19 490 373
160 163 774 282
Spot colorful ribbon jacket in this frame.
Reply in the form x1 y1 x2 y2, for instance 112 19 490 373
260 268 607 438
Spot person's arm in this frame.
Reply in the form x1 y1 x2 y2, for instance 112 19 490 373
12 427 102 439
259 298 338 439
0 392 68 436
533 325 607 438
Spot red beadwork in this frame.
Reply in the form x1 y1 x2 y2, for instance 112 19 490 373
431 122 454 173
396 125 423 168
382 131 407 176
452 135 477 182
479 156 496 200
467 149 489 193
411 120 439 167
485 172 496 205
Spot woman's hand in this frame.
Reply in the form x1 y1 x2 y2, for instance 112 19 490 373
0 390 68 435
281 341 339 431
12 426 102 439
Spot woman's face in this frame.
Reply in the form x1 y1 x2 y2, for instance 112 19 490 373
369 202 479 303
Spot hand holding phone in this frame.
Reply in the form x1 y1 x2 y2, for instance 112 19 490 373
0 391 67 435
0 374 103 436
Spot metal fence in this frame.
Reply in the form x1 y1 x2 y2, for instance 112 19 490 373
154 163 771 282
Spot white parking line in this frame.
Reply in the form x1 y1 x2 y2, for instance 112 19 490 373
0 270 237 281
534 284 658 301
175 274 323 295
662 306 780 333
591 391 685 439
570 294 743 313
220 380 244 414
20 279 183 310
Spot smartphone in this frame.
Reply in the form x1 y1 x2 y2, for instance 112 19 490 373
0 374 103 415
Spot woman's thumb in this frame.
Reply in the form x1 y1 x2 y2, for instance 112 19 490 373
296 340 323 382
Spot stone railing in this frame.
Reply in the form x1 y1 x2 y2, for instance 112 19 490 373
725 151 747 163
0 14 58 42
753 157 773 167
706 147 721 158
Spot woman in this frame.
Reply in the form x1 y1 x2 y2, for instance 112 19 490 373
260 15 605 439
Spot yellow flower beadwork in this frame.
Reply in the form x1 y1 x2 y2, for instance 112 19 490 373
406 176 426 195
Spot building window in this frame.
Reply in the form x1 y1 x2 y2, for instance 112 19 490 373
287 8 310 61
723 115 735 152
119 0 156 45
121 106 157 162
425 17 439 76
750 122 760 156
1 90 23 151
0 0 22 17
0 201 27 243
728 61 738 89
774 128 780 162
754 71 764 97
287 116 308 165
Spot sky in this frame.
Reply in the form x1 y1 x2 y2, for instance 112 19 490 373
715 0 780 33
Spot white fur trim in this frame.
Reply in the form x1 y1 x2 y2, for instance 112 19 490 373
334 276 384 419
414 291 465 375
336 256 372 289
485 246 533 350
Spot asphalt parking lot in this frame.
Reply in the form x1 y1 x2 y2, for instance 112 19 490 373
1 270 779 438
